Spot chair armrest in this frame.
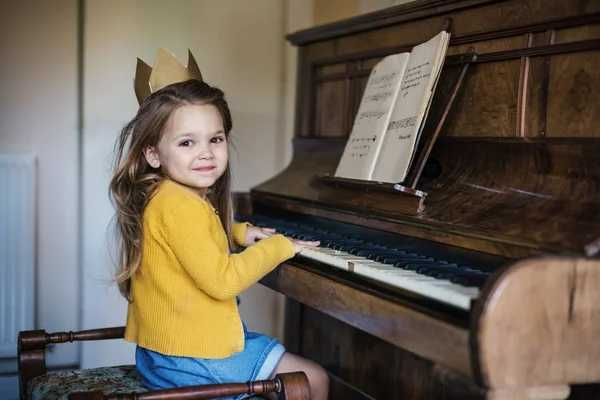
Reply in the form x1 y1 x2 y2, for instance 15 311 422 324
67 372 310 400
18 327 125 400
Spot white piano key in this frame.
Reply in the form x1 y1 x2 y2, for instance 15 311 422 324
349 260 478 310
296 247 479 310
298 248 354 270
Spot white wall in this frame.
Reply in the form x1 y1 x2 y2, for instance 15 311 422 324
0 0 80 368
0 0 317 375
81 0 297 367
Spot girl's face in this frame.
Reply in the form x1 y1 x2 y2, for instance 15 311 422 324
144 103 228 198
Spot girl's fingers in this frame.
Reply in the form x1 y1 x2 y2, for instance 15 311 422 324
251 235 267 244
261 227 276 233
293 240 320 246
292 240 320 254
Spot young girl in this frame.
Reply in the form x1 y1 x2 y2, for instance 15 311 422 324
110 78 329 399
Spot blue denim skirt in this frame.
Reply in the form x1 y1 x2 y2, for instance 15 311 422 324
135 327 286 400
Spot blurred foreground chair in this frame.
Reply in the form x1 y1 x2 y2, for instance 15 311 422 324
18 327 310 400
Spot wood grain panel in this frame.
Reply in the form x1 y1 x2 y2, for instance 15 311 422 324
317 63 346 77
530 31 553 47
305 40 337 61
546 51 600 137
335 16 449 56
450 1 589 37
299 305 484 400
525 56 551 138
349 75 368 132
360 57 381 70
442 60 520 137
447 36 528 56
315 79 348 137
474 257 600 388
555 23 600 43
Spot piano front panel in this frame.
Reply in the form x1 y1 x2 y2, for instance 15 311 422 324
261 261 472 375
555 23 600 42
546 50 600 137
315 79 349 137
292 302 483 400
443 59 521 138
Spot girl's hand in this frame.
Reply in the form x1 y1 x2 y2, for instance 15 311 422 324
244 225 320 253
290 238 320 254
244 226 277 246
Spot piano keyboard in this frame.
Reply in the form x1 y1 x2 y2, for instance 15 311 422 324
247 214 497 311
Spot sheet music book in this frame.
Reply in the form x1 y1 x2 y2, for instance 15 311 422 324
334 31 450 183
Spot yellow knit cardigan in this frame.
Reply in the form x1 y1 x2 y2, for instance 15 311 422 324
124 179 295 358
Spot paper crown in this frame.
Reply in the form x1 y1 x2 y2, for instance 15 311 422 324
134 48 203 104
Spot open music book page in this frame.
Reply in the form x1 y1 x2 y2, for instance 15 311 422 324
335 31 450 183
334 53 409 180
372 31 449 183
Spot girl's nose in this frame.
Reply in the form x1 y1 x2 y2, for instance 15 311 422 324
196 145 214 160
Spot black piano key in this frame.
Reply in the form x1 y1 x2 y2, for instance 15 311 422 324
351 248 407 257
448 272 490 287
412 264 460 278
381 255 431 264
357 250 412 260
412 263 459 273
330 240 364 251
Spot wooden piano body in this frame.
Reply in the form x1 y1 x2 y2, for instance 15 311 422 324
243 0 600 398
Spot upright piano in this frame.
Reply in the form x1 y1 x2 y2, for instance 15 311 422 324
240 1 600 398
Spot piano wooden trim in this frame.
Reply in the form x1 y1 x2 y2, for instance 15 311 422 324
472 257 600 390
262 262 473 377
296 14 600 64
287 0 501 46
253 192 533 259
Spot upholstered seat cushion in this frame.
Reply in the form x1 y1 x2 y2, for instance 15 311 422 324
28 365 146 400
27 364 266 400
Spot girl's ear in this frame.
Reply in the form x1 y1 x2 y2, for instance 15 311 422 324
144 146 161 169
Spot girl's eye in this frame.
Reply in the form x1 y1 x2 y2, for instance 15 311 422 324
211 136 226 143
179 140 193 147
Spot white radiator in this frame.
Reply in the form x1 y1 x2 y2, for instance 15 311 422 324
0 154 36 357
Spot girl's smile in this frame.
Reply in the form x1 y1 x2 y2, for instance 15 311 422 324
193 166 217 172
144 103 228 198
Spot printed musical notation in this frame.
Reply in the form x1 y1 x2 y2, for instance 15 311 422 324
348 135 378 158
369 71 400 90
400 61 432 97
388 116 417 130
364 90 393 103
358 111 386 121
370 71 399 85
387 116 417 140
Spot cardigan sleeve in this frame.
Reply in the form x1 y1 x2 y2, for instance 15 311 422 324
162 201 295 300
232 222 250 246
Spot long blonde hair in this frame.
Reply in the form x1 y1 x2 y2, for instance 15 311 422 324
110 79 234 300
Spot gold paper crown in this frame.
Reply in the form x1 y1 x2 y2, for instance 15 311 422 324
134 48 203 104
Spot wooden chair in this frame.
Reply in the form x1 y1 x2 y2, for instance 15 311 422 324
18 327 310 400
